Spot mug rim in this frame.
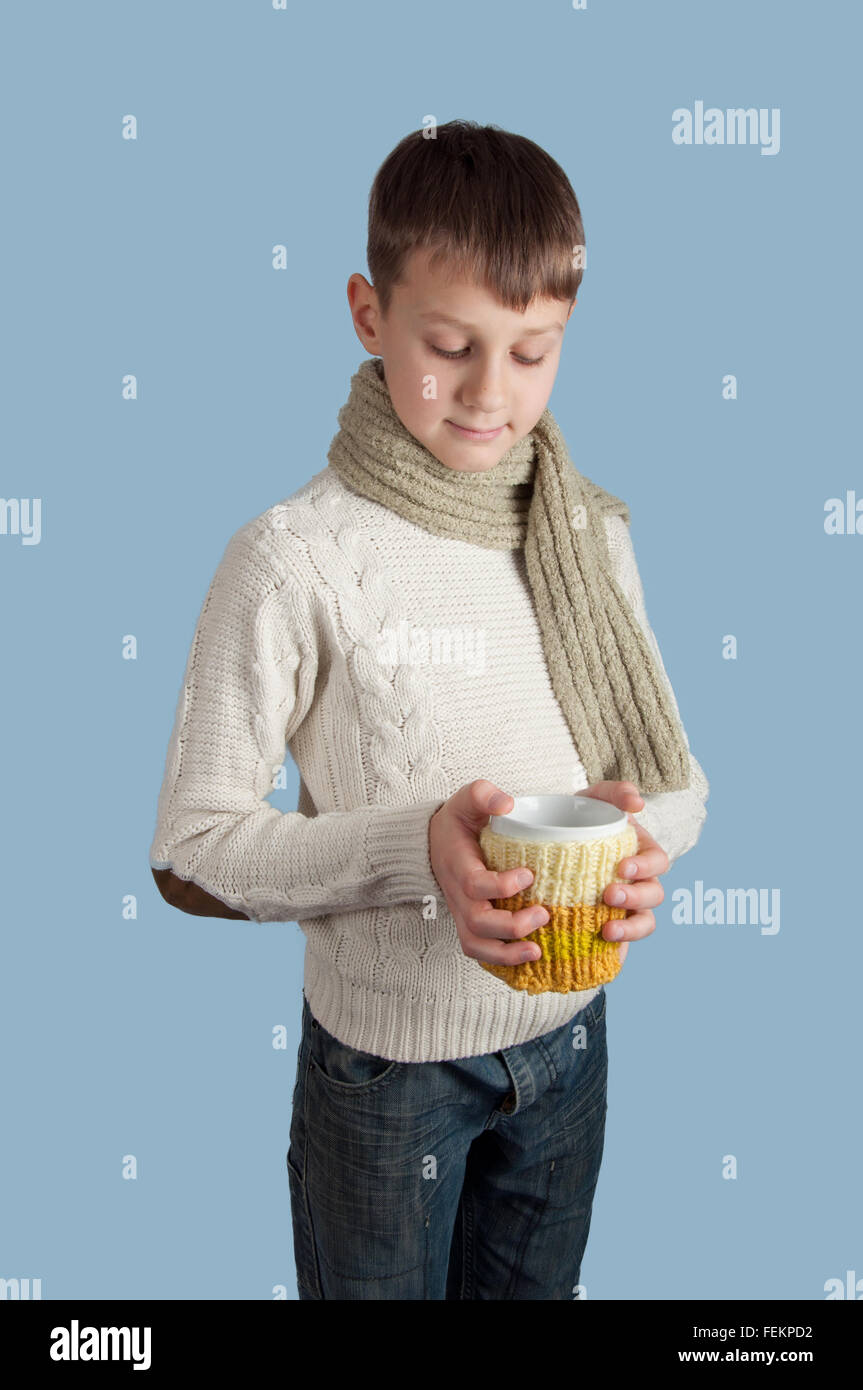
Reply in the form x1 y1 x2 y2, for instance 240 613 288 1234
487 793 629 843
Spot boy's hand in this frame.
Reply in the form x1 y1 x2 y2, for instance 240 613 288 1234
577 780 669 964
428 778 668 969
429 780 557 966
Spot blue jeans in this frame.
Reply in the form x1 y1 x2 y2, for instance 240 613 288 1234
287 987 608 1300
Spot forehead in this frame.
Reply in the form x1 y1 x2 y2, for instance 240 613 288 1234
397 247 567 330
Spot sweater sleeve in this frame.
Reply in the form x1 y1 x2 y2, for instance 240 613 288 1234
148 523 446 923
603 514 710 867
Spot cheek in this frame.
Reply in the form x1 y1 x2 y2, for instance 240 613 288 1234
389 371 442 439
520 373 555 419
393 352 437 403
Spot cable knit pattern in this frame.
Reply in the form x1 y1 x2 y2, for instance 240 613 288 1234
150 467 709 1062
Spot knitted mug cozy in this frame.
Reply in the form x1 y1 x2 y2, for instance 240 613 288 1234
478 819 640 994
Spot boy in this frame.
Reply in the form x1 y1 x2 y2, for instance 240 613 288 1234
149 120 709 1300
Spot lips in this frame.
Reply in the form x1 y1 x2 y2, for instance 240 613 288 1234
446 420 506 440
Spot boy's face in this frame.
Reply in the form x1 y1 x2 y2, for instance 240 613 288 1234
347 247 575 472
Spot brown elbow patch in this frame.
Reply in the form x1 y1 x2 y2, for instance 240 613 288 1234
151 866 249 920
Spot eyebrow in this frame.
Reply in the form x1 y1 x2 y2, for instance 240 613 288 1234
417 311 565 337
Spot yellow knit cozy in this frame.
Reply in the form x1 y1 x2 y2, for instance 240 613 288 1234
478 821 640 994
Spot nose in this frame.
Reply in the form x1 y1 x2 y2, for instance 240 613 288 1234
460 357 507 416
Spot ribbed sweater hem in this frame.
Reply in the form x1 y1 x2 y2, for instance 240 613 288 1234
303 948 601 1064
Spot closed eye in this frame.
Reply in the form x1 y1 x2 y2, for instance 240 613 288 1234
430 345 547 368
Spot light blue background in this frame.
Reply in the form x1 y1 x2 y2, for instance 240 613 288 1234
2 0 860 1301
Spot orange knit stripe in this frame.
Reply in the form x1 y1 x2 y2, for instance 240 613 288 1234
490 893 627 936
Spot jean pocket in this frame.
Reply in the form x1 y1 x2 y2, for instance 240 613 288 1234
308 1019 403 1092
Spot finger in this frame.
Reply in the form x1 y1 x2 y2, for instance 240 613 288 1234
604 877 665 913
461 903 549 965
463 932 545 967
619 818 670 880
618 844 669 882
449 817 541 904
453 847 539 904
461 779 514 826
601 908 657 942
465 898 550 944
580 781 644 811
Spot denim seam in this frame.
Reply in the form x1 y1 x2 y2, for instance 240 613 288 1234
293 1023 325 1300
504 1156 554 1300
461 1187 476 1299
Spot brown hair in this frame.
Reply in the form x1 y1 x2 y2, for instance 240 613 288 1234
367 120 585 319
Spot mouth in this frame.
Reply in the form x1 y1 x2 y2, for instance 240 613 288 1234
446 420 507 442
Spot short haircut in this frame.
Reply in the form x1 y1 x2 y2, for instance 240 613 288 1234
367 119 585 319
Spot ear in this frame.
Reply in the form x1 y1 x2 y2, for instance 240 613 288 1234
347 272 382 355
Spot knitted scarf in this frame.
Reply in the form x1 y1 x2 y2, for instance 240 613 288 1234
326 356 690 793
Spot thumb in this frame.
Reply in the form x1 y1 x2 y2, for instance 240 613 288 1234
580 781 644 810
463 780 513 824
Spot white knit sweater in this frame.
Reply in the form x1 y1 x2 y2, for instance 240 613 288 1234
150 465 709 1062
